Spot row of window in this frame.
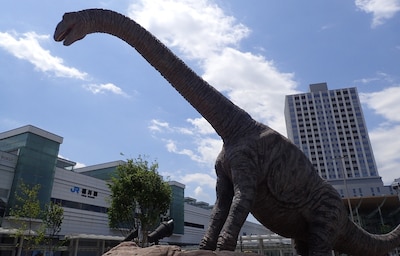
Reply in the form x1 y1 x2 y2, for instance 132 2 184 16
51 197 108 213
299 95 355 104
292 88 355 101
297 113 358 121
292 97 357 108
339 186 386 197
319 168 370 179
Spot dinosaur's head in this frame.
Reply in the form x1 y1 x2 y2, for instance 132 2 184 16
54 11 88 46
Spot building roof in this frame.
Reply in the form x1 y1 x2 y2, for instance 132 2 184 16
75 160 125 173
344 195 400 211
0 125 63 144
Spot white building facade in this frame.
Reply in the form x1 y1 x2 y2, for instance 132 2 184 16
284 83 397 197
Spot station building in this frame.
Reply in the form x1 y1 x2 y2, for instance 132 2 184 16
0 125 269 256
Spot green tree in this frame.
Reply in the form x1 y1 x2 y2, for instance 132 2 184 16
108 156 172 247
9 181 64 256
9 182 45 256
43 202 64 254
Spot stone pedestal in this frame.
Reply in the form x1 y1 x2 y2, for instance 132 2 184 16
103 242 261 256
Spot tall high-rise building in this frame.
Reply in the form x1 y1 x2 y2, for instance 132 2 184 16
284 83 390 198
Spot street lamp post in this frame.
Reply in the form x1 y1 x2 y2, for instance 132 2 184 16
335 155 354 222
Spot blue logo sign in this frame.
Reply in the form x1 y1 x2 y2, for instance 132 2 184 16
70 186 80 193
70 186 98 199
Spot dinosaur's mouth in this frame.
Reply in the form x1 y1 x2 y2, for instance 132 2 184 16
54 26 71 42
53 18 75 44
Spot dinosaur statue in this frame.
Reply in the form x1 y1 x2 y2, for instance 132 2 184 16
54 9 400 256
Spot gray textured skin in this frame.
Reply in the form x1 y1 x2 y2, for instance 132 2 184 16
54 9 400 256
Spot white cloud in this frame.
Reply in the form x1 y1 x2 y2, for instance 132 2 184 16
165 139 199 161
132 0 298 143
360 86 400 184
369 124 400 184
129 0 298 205
159 169 216 203
83 83 129 97
355 0 400 27
180 173 216 189
360 86 400 122
354 72 394 86
203 48 298 134
150 119 222 165
164 138 221 165
193 186 213 202
149 119 190 134
149 119 171 132
181 173 216 203
186 118 215 135
128 0 250 60
0 31 87 79
354 77 380 84
0 31 129 98
195 137 222 164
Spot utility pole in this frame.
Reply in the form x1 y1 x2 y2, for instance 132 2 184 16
335 155 354 222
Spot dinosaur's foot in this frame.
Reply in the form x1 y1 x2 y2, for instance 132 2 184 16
216 236 237 251
199 238 217 251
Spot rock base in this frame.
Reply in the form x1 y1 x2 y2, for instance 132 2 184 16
103 242 261 256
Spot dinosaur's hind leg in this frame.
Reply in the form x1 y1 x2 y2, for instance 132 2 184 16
306 189 343 255
294 240 309 255
295 239 332 256
200 159 234 250
306 223 336 255
216 159 258 250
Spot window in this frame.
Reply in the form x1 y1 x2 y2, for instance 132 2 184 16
51 198 107 213
184 222 204 229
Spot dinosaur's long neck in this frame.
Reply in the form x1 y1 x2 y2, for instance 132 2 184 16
78 9 257 139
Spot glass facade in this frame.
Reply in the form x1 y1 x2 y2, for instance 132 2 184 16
169 183 185 234
0 126 61 214
78 164 122 180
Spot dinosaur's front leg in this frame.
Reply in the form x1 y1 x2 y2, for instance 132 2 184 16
200 165 233 250
217 161 257 250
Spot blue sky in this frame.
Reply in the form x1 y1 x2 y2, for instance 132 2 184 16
1 0 400 207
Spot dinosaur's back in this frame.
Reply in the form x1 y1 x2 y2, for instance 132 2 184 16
257 129 327 207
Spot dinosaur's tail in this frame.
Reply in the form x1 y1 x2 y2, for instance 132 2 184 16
335 219 400 256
